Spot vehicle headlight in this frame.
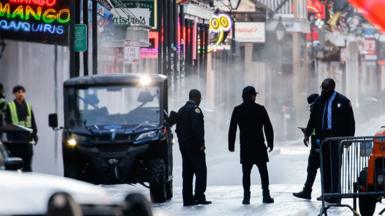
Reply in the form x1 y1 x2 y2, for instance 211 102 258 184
66 134 87 147
135 130 158 142
139 75 151 86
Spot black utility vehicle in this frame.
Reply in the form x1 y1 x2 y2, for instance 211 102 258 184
49 74 173 203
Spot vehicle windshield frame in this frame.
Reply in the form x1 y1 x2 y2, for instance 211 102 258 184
63 83 163 129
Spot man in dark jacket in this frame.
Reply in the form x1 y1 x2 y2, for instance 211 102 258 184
304 78 355 203
293 93 320 200
228 86 274 205
176 89 211 206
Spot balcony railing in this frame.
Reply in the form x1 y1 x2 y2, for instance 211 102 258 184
254 0 307 19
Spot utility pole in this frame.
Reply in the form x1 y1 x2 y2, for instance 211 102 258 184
70 0 80 78
83 0 89 76
157 0 163 75
92 0 98 75
292 0 306 127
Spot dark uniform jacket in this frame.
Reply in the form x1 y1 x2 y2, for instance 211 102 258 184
228 102 274 164
176 101 204 152
305 92 355 139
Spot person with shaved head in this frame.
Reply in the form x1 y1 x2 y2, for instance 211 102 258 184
303 78 355 203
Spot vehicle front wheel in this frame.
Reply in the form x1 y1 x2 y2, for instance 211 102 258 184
358 168 377 216
149 159 167 203
359 196 377 216
64 162 83 180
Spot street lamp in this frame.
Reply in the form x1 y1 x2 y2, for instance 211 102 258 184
274 17 286 137
229 0 241 10
229 0 240 54
275 17 286 41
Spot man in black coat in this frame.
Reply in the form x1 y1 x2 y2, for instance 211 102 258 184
304 78 355 203
228 86 274 204
293 93 320 200
176 89 211 206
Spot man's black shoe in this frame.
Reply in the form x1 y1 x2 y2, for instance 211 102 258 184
263 196 274 204
263 190 274 204
326 198 341 204
242 192 250 205
316 196 340 204
196 200 212 205
293 190 311 200
183 202 197 207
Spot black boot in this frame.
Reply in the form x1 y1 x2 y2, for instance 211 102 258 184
242 191 250 205
263 190 274 204
194 195 212 205
293 188 312 200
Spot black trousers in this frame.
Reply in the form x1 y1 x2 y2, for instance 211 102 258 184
322 141 340 194
5 143 33 172
242 162 270 193
181 150 207 203
303 148 320 192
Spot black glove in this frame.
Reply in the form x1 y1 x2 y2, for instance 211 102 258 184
303 136 310 147
33 134 38 145
267 146 274 152
167 111 178 126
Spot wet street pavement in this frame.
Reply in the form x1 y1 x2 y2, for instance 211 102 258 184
106 184 385 216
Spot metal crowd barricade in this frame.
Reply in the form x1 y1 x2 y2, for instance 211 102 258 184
319 136 385 216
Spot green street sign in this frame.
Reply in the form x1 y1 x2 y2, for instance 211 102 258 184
74 24 88 52
112 0 158 29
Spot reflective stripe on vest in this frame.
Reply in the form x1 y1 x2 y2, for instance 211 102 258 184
8 101 32 128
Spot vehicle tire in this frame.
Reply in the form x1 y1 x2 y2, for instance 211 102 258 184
63 161 83 180
149 159 167 203
359 196 377 216
358 168 377 216
166 180 173 200
358 168 368 186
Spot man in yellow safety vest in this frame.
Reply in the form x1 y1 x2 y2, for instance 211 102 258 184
0 83 6 126
4 85 38 172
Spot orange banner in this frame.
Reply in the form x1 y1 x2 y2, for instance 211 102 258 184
349 0 385 32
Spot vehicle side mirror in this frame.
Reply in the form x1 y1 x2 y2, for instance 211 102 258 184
49 113 58 129
5 157 23 171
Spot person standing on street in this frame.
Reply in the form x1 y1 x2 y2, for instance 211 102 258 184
0 83 6 126
293 93 320 200
303 78 355 203
175 89 212 206
228 86 274 205
4 85 38 172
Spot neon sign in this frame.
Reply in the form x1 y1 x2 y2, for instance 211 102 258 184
208 13 232 53
0 0 71 45
307 0 326 20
